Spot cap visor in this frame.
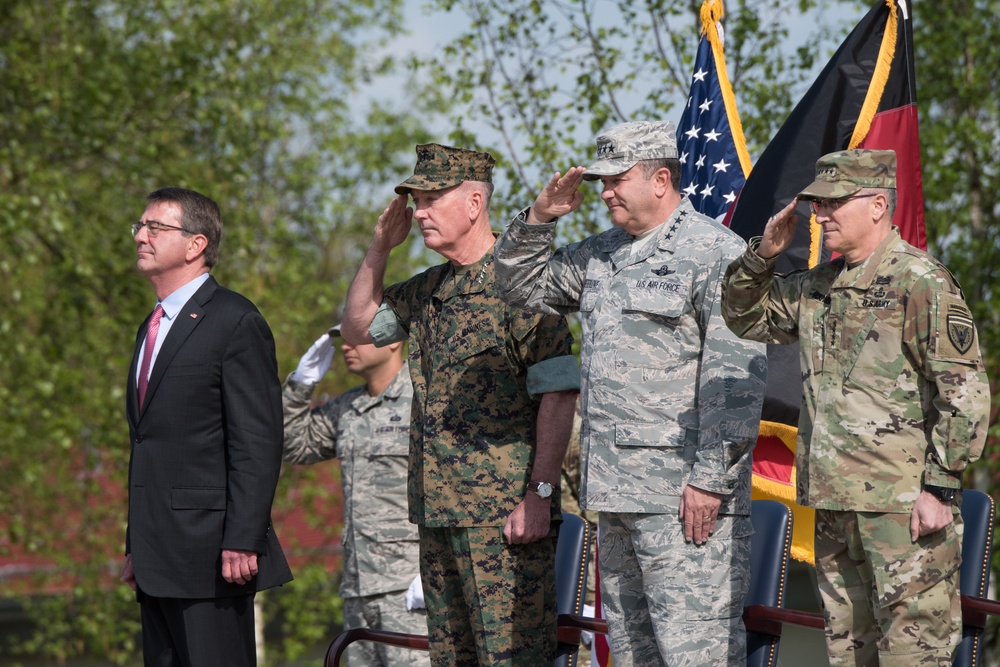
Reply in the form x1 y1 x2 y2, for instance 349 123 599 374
394 175 466 195
582 158 635 181
796 180 862 201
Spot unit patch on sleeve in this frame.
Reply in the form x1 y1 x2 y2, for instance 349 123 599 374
935 292 978 361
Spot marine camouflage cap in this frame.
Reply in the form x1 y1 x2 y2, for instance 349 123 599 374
582 120 678 181
797 149 896 200
394 143 496 195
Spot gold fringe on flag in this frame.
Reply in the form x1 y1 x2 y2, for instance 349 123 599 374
700 0 753 178
809 212 823 267
849 0 898 148
812 0 897 267
751 420 817 564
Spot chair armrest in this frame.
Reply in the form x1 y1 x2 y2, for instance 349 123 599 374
324 628 429 667
962 594 1000 630
558 605 828 644
558 612 608 636
742 604 825 637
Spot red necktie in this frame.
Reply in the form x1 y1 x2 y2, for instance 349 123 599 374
137 305 165 408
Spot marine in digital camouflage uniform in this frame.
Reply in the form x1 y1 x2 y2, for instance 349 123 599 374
494 120 768 667
721 149 991 667
340 144 581 666
281 327 428 667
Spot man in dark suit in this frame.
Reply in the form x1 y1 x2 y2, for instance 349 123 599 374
120 187 292 666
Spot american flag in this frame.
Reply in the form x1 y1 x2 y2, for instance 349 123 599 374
676 14 750 222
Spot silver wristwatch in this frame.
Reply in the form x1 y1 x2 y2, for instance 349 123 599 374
528 481 554 499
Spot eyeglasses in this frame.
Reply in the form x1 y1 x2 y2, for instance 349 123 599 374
809 193 878 214
131 220 191 237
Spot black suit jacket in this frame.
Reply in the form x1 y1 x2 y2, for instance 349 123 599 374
125 276 292 598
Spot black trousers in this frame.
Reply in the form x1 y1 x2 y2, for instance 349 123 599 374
139 591 256 667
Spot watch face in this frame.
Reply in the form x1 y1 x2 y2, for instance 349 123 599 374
534 482 553 498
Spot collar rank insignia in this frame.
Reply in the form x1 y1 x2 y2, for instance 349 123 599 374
651 265 675 276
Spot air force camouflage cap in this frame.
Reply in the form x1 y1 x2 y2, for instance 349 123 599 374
582 120 678 181
797 149 897 200
394 143 496 195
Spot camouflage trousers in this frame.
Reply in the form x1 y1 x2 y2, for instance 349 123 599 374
814 509 963 667
343 589 430 667
418 525 557 667
597 511 752 667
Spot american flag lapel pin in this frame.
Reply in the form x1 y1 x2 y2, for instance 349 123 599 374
190 313 198 319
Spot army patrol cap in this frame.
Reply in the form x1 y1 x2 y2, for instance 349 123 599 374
797 149 897 200
394 143 496 195
582 120 678 181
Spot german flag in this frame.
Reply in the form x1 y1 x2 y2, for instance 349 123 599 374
725 0 927 563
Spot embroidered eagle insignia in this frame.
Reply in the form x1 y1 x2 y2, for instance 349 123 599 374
947 311 975 354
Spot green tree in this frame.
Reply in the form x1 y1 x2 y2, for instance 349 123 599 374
416 0 842 239
916 0 1000 483
915 1 1000 650
0 0 433 663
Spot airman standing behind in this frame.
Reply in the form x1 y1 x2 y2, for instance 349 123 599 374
282 325 426 667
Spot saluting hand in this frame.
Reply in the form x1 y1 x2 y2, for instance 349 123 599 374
527 167 587 225
372 194 413 254
758 198 800 259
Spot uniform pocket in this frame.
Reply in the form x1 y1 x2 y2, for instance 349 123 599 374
844 313 905 398
615 420 689 449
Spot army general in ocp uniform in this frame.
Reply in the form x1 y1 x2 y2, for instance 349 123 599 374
721 149 990 667
341 144 580 666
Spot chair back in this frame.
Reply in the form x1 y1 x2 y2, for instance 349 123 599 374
746 499 793 667
554 512 592 667
953 489 995 667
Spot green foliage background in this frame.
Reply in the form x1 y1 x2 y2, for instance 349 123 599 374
0 0 432 663
1 0 997 663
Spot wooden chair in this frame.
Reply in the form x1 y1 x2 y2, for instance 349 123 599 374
323 512 592 667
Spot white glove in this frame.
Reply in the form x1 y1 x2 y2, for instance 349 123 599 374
405 574 425 611
291 333 335 384
580 604 596 646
